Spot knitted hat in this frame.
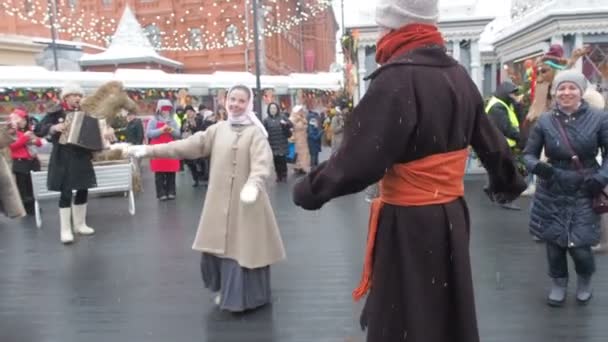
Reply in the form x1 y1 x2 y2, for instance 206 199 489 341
551 70 588 94
60 82 84 99
545 44 564 59
12 108 28 119
375 0 439 30
156 99 173 113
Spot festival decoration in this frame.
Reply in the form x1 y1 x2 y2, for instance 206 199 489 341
1 0 332 51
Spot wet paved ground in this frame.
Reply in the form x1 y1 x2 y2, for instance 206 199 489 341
1 164 608 342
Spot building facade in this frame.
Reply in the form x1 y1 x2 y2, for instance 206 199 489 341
493 0 608 92
0 0 338 74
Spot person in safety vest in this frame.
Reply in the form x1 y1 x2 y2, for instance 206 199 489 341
485 81 525 210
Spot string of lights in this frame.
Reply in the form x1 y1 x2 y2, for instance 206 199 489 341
1 0 332 51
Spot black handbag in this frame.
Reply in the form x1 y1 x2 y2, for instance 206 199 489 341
551 115 608 214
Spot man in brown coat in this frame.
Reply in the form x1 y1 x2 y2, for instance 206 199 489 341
292 0 526 341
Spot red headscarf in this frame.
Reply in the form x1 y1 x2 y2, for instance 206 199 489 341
375 24 445 64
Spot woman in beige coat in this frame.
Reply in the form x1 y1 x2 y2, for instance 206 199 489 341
289 105 310 174
129 85 285 312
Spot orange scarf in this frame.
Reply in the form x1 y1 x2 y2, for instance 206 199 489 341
375 24 445 64
352 148 469 301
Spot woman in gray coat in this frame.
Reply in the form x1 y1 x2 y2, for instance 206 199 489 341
524 70 608 306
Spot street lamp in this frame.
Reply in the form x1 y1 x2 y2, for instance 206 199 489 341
47 0 59 71
251 0 263 118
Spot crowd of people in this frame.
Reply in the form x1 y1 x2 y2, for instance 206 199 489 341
2 0 608 341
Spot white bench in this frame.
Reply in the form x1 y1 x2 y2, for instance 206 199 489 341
31 163 135 228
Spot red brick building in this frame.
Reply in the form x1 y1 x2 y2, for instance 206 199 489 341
0 0 338 74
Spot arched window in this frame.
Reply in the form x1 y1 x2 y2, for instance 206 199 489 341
189 28 202 49
144 24 161 50
225 24 238 47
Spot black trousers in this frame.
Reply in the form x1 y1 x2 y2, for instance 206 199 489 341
546 242 595 279
14 172 35 215
59 189 88 208
273 155 287 180
310 152 319 168
185 159 206 183
154 172 176 198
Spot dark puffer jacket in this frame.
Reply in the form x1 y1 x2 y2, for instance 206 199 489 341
524 102 608 247
263 111 292 156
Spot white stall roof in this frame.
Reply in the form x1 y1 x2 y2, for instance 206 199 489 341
288 72 343 91
210 71 275 89
113 69 189 88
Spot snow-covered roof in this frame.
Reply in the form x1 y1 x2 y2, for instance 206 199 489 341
209 71 274 89
287 72 342 91
33 37 106 52
79 6 182 69
493 0 608 44
0 67 342 93
479 16 511 53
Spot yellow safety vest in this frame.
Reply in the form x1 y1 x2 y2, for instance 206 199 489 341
485 97 519 147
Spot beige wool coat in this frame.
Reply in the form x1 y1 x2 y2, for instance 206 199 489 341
146 121 286 269
289 112 310 172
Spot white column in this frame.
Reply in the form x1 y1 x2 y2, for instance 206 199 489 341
357 47 368 103
551 35 564 46
490 62 498 93
452 40 461 63
574 33 584 72
470 39 482 92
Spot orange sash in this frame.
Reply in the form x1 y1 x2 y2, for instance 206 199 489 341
352 148 469 301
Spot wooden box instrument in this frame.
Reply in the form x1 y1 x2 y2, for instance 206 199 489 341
59 112 104 151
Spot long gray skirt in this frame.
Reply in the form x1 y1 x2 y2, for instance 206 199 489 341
200 253 271 312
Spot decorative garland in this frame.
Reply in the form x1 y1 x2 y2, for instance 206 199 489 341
0 88 59 102
0 87 184 103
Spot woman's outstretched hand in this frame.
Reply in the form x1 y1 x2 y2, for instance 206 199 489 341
240 184 259 204
126 145 148 159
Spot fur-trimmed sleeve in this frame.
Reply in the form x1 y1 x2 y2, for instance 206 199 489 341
147 123 217 160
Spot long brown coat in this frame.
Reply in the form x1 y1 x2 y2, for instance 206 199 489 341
0 127 25 218
289 110 310 172
293 47 525 342
147 121 286 269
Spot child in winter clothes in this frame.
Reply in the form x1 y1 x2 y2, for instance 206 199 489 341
147 100 181 200
8 109 41 215
127 85 285 313
307 118 323 168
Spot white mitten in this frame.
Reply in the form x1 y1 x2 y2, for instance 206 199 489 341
240 184 259 204
127 145 148 159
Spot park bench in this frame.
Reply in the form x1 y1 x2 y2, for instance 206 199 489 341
30 163 135 228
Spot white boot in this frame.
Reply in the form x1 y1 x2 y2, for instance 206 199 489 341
59 208 74 244
72 203 95 235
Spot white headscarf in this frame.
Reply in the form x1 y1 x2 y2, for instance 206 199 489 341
227 85 268 137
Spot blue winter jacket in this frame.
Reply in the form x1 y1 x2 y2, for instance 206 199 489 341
524 102 608 247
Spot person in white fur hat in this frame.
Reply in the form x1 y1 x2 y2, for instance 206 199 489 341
292 0 525 341
127 85 285 312
34 82 97 244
